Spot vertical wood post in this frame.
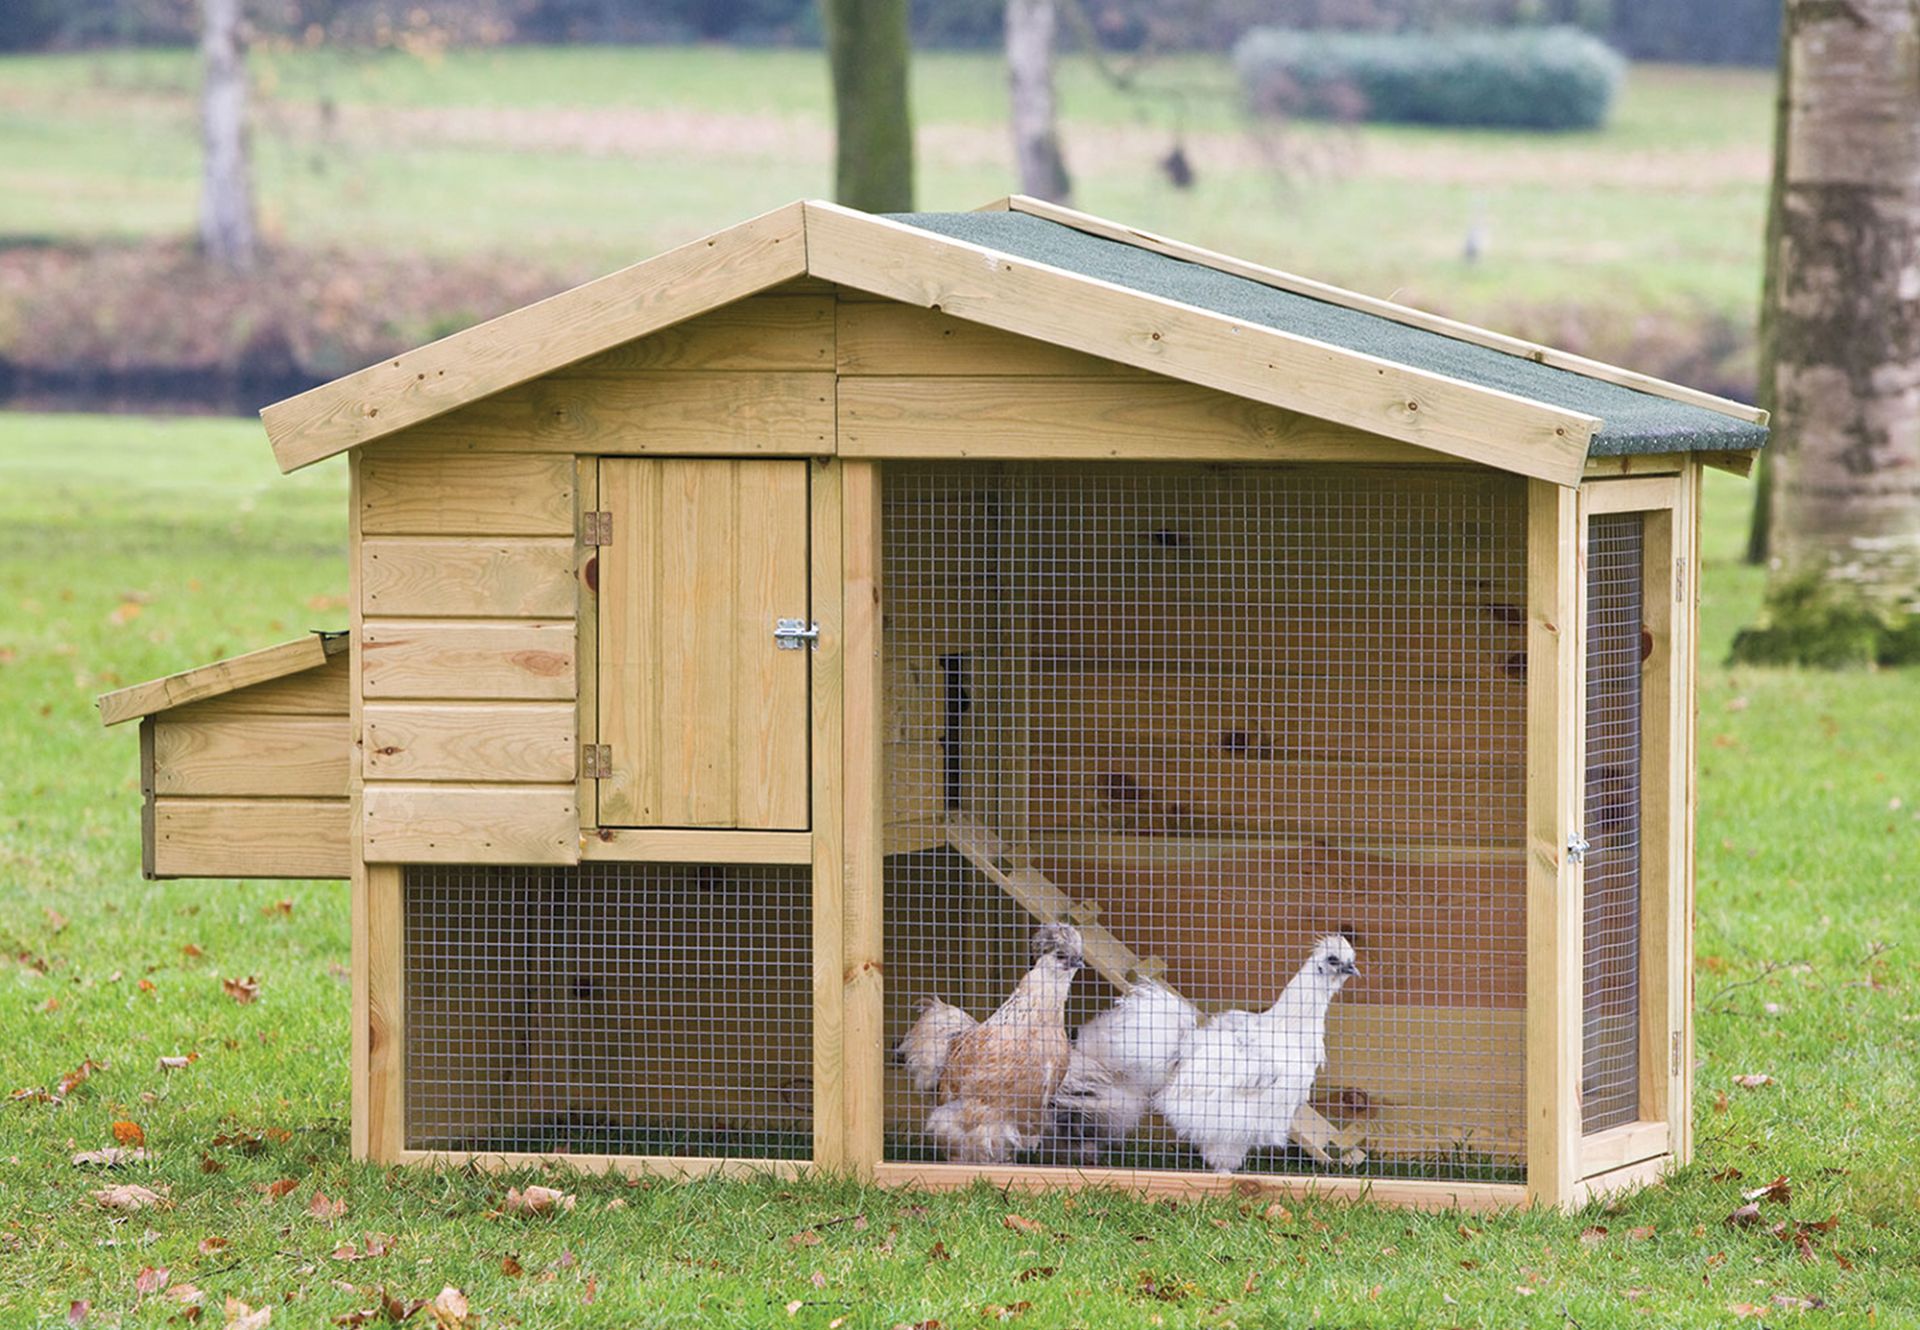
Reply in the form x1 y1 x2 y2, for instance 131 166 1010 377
1675 462 1703 1163
811 458 847 1172
1526 480 1584 1209
842 460 886 1175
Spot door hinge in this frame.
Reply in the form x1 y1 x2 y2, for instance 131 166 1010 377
1671 1031 1683 1076
582 743 612 779
583 512 612 546
774 617 821 651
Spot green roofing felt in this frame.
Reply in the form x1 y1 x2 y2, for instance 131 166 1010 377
888 212 1768 458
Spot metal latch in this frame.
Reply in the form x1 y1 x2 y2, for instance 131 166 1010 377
1567 831 1591 864
774 618 820 651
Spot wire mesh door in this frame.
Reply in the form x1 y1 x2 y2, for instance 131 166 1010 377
880 463 1529 1181
1581 513 1647 1134
404 863 813 1159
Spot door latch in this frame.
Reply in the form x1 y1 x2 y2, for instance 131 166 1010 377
774 618 821 651
1567 831 1592 864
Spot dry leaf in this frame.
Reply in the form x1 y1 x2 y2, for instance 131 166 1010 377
501 1254 524 1277
158 1054 198 1072
811 1271 827 1290
134 1267 170 1295
1627 1225 1656 1241
788 1230 822 1249
307 1191 347 1223
67 1302 88 1326
785 1302 803 1317
1726 1203 1762 1228
1710 1166 1744 1182
222 976 260 1005
1729 1303 1768 1319
1733 1074 1775 1090
582 1275 598 1306
198 1236 230 1256
1002 1213 1045 1236
112 1121 146 1148
262 1178 299 1201
224 1298 271 1329
1579 1225 1608 1245
1774 1294 1825 1311
93 1184 169 1211
108 601 144 626
262 899 294 918
926 1240 950 1263
503 1185 574 1216
428 1287 468 1329
1262 1202 1292 1223
58 1059 103 1097
72 1147 151 1167
181 943 204 959
170 1283 205 1306
1016 1267 1055 1282
1743 1176 1792 1204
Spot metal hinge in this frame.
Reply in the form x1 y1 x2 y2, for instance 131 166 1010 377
1671 1031 1683 1076
583 512 612 546
774 617 821 651
1566 831 1591 863
582 743 612 778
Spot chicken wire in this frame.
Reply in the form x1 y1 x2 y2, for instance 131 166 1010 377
1581 514 1646 1134
880 464 1530 1181
404 863 813 1158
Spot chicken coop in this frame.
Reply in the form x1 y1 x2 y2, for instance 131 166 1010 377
98 199 1766 1212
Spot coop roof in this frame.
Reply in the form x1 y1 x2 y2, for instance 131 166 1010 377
97 631 348 726
260 197 1766 486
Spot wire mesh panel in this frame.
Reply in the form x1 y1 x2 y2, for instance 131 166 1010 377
1581 514 1646 1134
881 463 1529 1181
405 863 812 1159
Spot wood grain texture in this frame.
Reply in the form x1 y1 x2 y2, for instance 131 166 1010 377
396 372 835 456
361 620 576 700
263 201 807 470
871 1161 1527 1212
836 301 1154 377
809 458 846 1171
837 376 1438 464
575 457 600 831
1579 1119 1669 1177
152 715 351 797
99 633 344 725
580 828 814 863
152 798 351 878
364 703 577 781
569 295 832 373
159 651 349 720
395 1150 807 1182
362 784 578 863
360 453 574 536
840 460 885 1176
366 863 406 1161
804 202 1597 484
361 537 577 617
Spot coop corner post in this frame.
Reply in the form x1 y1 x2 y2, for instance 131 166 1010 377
841 459 886 1178
810 456 848 1175
1525 479 1584 1210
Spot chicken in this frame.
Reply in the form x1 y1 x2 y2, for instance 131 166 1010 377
894 923 1084 1163
1045 978 1198 1164
1154 934 1359 1174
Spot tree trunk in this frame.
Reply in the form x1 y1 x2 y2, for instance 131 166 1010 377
198 0 256 271
1734 0 1920 665
1006 0 1071 204
1743 8 1793 566
819 0 914 213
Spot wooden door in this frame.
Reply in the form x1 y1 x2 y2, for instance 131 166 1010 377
597 459 811 828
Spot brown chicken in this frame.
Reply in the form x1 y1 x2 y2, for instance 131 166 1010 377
896 924 1084 1163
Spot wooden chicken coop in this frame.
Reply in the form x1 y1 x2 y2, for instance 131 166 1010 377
98 199 1766 1212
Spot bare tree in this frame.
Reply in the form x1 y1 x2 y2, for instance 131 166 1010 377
1007 0 1071 203
819 0 914 213
198 0 256 270
1734 0 1920 665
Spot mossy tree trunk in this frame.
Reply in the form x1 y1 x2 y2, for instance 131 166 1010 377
198 0 256 272
1743 7 1793 567
820 0 914 213
1006 0 1071 204
1733 0 1920 666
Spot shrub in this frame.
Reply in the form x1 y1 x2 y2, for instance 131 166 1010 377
1233 25 1625 132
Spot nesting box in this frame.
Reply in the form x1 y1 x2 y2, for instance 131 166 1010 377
98 199 1766 1211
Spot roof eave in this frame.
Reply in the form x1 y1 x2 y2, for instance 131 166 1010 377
97 631 347 727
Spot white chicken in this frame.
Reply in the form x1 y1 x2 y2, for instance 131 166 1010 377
1047 934 1358 1173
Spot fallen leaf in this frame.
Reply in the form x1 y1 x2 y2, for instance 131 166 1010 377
221 976 260 1005
1627 1225 1656 1241
1726 1203 1762 1228
1713 1091 1730 1114
57 1059 104 1097
112 1121 146 1148
307 1191 346 1223
224 1297 271 1329
262 1178 299 1201
1002 1213 1045 1236
427 1286 468 1329
1514 1286 1536 1297
1774 1294 1825 1311
785 1302 803 1317
198 1236 230 1256
1579 1225 1608 1245
67 1302 88 1326
1733 1074 1774 1090
171 1282 205 1306
40 997 59 1013
503 1185 574 1216
788 1229 822 1249
1743 1176 1792 1204
926 1240 950 1263
1710 1167 1745 1182
134 1266 169 1295
1016 1266 1055 1282
181 943 204 959
1262 1202 1292 1223
262 899 294 918
980 1302 1031 1321
108 601 144 626
72 1147 151 1167
93 1184 169 1211
811 1270 827 1290
582 1275 598 1306
501 1253 524 1277
1729 1303 1768 1319
158 1054 198 1072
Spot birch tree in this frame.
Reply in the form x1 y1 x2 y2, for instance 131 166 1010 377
1734 0 1920 665
198 0 256 271
1006 0 1071 203
819 0 914 213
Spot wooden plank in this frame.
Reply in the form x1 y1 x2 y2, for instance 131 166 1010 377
1635 482 1682 1136
576 457 600 832
1579 1119 1669 1178
138 718 156 880
395 1150 807 1182
1525 480 1584 1211
871 1161 1527 1213
362 784 578 864
1584 453 1686 478
348 452 371 1157
152 715 351 797
580 828 814 864
160 651 349 721
838 376 1440 464
804 202 1598 485
840 460 885 1177
836 302 1156 378
395 372 835 456
1582 475 1679 516
360 453 574 536
1675 463 1702 1165
810 457 846 1173
99 633 342 726
597 459 810 828
152 798 351 878
569 295 832 373
1571 1153 1669 1208
263 201 809 470
366 863 405 1162
361 620 576 700
361 537 576 618
363 703 576 782
1004 195 1770 429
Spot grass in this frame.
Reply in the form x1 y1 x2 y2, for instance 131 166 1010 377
0 45 1770 335
0 411 1915 1326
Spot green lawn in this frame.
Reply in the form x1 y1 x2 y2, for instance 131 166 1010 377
0 46 1770 335
0 412 1914 1326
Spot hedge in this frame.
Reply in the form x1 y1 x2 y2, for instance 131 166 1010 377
1233 25 1625 132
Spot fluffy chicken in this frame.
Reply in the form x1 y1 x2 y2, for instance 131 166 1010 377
895 923 1085 1163
1047 935 1358 1172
